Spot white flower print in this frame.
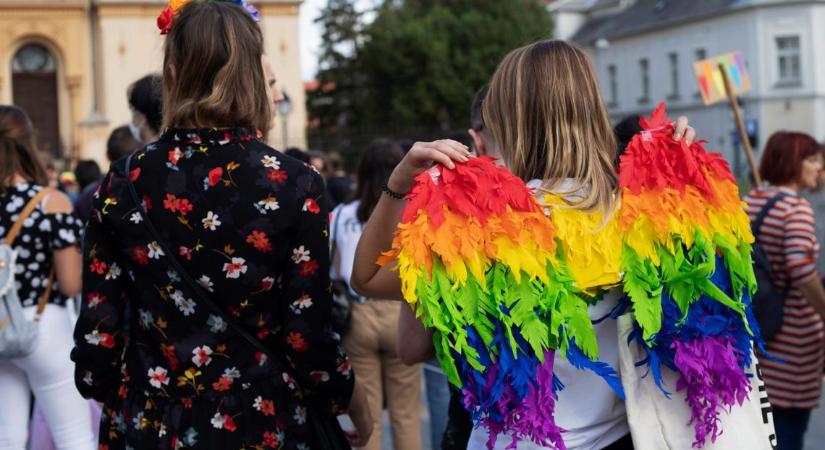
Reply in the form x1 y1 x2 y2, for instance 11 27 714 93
202 211 221 231
130 212 143 224
148 367 170 389
256 196 279 213
147 242 165 259
222 257 248 279
210 413 225 430
207 314 227 333
198 275 214 292
291 295 313 314
223 367 241 380
106 262 122 280
87 292 106 308
171 290 196 316
192 345 213 367
294 406 307 425
261 155 280 169
158 423 167 438
83 371 93 386
292 246 310 264
253 396 264 411
84 330 103 346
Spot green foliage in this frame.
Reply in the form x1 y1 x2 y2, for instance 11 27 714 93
309 0 553 137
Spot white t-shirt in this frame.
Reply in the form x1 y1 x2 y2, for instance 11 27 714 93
330 201 363 292
468 180 628 449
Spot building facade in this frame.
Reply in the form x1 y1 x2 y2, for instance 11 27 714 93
551 0 825 180
0 0 307 168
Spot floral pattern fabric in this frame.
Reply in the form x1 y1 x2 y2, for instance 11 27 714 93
0 183 81 306
71 128 354 449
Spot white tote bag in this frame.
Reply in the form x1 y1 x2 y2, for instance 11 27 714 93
617 314 777 450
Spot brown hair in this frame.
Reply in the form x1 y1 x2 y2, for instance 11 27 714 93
483 40 617 213
759 131 823 185
162 1 272 132
0 105 48 193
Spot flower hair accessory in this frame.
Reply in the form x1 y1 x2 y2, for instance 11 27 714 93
157 0 260 35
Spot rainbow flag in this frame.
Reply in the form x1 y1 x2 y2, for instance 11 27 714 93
380 158 621 449
618 103 761 446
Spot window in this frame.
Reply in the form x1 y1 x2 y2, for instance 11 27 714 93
12 44 56 73
638 58 650 104
607 64 618 106
693 48 706 98
668 52 680 98
776 36 801 85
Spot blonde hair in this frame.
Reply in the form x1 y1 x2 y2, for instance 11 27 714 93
483 40 617 213
162 1 272 133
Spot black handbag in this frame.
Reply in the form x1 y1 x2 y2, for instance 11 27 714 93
329 205 360 335
124 155 352 450
750 192 790 341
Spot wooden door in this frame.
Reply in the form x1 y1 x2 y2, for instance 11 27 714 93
12 44 61 158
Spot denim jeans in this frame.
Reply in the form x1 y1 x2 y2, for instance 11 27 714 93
773 406 812 450
424 361 450 450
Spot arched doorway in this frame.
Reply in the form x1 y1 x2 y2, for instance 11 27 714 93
12 43 61 157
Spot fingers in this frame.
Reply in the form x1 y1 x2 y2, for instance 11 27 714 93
673 116 689 140
684 126 696 145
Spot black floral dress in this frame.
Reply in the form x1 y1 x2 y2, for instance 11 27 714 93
71 128 354 450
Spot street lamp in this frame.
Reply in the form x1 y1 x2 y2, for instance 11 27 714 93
277 92 292 150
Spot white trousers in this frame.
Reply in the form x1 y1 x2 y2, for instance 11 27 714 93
0 304 96 450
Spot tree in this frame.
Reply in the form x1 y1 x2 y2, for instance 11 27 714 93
309 0 553 153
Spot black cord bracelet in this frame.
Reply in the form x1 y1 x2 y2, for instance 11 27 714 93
381 183 407 200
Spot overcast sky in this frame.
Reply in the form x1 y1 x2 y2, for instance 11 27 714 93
299 0 325 81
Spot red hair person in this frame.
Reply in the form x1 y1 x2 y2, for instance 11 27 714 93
744 131 825 450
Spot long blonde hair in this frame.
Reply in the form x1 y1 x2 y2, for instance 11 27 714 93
483 40 617 213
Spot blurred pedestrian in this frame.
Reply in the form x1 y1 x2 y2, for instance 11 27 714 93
744 131 825 450
73 160 101 192
71 1 371 448
128 74 163 144
0 105 93 450
309 150 328 176
74 126 142 223
332 138 421 450
325 151 353 209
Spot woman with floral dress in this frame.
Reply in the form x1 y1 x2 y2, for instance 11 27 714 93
70 1 371 449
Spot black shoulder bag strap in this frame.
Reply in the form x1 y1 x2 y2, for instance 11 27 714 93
124 154 350 449
751 191 787 235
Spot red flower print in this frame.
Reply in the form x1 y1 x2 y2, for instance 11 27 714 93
256 327 271 340
99 332 115 349
223 415 237 432
310 371 330 382
129 167 141 182
262 431 279 447
267 169 287 183
303 198 320 214
255 351 268 366
132 246 149 266
161 344 179 371
157 6 173 34
86 292 107 308
179 246 193 261
261 276 274 291
168 148 183 165
99 444 109 450
287 332 308 352
89 258 107 275
163 194 179 212
181 397 193 408
299 260 319 277
118 384 128 399
246 230 272 253
142 195 152 210
176 198 193 216
207 167 223 187
212 376 232 392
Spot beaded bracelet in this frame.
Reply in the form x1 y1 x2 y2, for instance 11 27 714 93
381 183 407 200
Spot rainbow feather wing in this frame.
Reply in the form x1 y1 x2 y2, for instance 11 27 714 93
380 157 614 449
618 103 760 447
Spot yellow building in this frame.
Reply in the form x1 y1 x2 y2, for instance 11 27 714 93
0 0 307 167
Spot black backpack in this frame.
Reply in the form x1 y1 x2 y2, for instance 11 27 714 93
750 192 789 341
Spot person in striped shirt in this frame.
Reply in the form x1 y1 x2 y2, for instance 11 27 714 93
745 131 825 450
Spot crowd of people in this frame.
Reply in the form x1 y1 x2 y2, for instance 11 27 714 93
0 1 824 450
